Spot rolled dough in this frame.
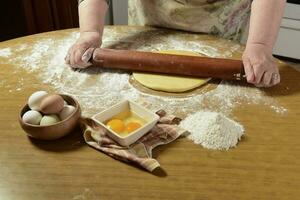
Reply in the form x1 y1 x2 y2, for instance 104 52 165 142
132 50 211 92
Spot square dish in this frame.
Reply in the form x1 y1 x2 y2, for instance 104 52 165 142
92 100 159 146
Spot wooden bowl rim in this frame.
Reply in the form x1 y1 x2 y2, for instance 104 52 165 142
19 94 80 128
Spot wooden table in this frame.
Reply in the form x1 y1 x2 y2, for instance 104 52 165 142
0 26 299 200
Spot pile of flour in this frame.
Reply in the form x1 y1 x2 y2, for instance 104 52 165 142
180 111 244 150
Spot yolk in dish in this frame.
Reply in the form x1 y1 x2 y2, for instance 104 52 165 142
106 119 125 133
105 110 146 136
126 122 142 133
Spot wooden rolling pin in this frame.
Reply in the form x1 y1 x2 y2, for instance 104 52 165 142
92 48 245 80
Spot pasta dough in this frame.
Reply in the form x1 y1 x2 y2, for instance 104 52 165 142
132 50 211 93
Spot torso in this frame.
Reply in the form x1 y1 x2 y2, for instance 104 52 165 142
128 0 252 41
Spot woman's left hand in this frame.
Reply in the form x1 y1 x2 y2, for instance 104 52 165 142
242 43 280 87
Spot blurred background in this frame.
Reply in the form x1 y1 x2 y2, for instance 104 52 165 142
0 0 299 60
0 0 128 42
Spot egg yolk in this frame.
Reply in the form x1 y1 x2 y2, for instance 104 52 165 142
106 119 125 133
126 122 142 133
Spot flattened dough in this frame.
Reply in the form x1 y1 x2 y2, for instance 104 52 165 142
132 50 211 93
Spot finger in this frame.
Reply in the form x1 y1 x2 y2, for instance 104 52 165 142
74 48 88 67
73 51 92 69
275 73 281 85
271 72 281 86
69 47 76 67
253 65 264 85
263 71 273 87
272 63 281 85
254 71 266 87
243 58 255 83
77 48 95 68
82 48 95 63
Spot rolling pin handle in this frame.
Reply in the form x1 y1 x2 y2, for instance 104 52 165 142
234 73 242 80
240 65 247 81
233 63 246 81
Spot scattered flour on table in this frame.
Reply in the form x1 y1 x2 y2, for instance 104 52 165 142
0 48 12 58
1 28 288 150
3 30 288 116
21 39 54 71
180 111 244 150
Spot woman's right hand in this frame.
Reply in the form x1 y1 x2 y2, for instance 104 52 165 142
65 31 101 69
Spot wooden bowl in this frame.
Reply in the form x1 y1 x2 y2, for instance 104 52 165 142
19 94 81 140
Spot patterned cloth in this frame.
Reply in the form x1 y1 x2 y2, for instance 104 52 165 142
128 0 252 41
81 110 186 172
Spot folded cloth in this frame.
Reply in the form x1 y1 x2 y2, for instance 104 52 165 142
81 110 186 172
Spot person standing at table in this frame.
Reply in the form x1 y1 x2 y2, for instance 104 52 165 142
66 0 286 87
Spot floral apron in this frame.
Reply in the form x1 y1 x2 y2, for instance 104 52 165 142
128 0 252 41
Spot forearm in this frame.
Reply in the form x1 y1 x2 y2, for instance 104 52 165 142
79 0 108 35
246 0 286 52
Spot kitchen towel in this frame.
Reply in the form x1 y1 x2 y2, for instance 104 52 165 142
81 110 186 172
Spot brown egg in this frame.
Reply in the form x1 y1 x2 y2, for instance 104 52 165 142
40 94 64 114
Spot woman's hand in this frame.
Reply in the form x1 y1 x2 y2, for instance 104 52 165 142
242 43 280 87
65 31 101 69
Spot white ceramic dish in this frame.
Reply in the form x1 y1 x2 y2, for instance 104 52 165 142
92 100 159 146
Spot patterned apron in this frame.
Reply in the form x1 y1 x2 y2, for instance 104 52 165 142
128 0 252 41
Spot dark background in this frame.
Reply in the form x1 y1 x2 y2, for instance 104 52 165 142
0 0 79 42
287 0 300 4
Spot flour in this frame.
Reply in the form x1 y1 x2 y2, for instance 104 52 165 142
1 27 288 151
0 48 12 58
22 39 55 71
180 111 244 150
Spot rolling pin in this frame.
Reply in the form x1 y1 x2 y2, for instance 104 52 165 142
92 48 245 80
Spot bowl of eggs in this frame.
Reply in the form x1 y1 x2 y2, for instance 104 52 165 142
92 100 159 146
19 91 81 140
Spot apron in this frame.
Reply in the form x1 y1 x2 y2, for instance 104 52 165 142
128 0 252 41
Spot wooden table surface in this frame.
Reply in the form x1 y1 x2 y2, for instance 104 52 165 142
0 26 299 200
